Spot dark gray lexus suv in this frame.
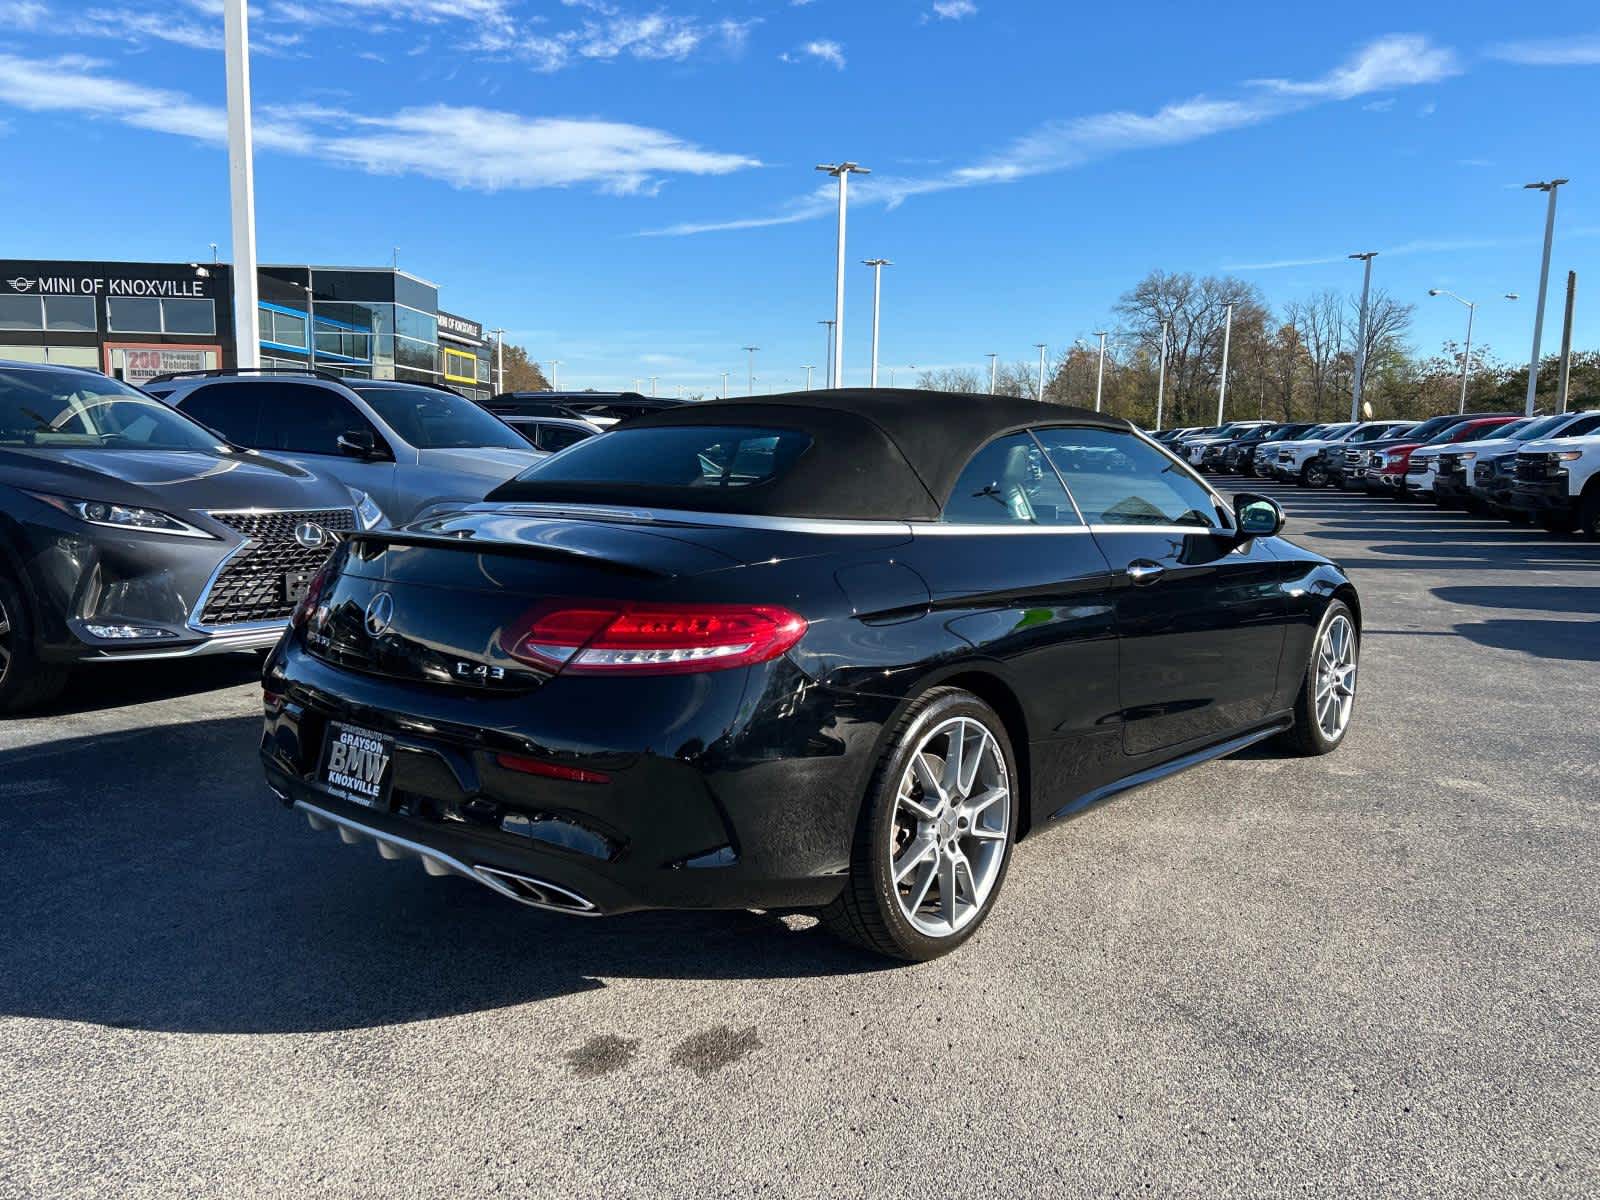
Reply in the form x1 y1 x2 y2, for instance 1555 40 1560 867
0 361 382 712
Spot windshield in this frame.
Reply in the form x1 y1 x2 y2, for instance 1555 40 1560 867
522 425 813 490
1262 425 1307 442
0 367 225 452
1349 423 1408 443
1511 415 1570 441
353 386 526 450
1429 419 1513 445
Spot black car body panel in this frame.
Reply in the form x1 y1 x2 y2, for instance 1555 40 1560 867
261 389 1358 916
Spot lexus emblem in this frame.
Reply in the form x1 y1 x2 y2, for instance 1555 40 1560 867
293 521 329 550
364 591 395 637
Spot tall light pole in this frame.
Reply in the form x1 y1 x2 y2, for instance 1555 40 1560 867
1556 271 1577 414
490 328 505 393
863 258 891 387
1523 179 1569 416
1155 320 1168 432
985 353 998 394
803 364 815 391
720 371 729 399
743 345 759 396
1034 343 1048 401
649 376 659 397
1093 331 1109 412
819 320 835 386
1215 303 1234 425
300 278 316 372
1427 289 1477 414
816 162 870 388
223 0 260 368
1348 252 1378 422
548 360 561 389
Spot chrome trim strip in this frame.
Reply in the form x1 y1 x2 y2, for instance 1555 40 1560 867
468 502 915 536
79 625 283 662
294 799 602 917
909 522 1225 537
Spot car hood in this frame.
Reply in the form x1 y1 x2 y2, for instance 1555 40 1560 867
1443 436 1523 455
0 446 352 514
1518 435 1600 454
415 446 544 483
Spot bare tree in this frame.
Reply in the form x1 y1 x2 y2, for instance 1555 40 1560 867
1288 291 1345 421
916 367 985 393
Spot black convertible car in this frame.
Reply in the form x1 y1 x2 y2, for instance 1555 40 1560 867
261 390 1361 961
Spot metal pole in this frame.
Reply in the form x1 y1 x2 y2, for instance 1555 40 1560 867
986 353 998 394
1459 303 1474 414
804 365 814 391
1523 180 1568 416
1155 321 1167 431
1349 252 1377 422
491 328 504 392
1556 270 1577 414
650 376 658 397
1094 331 1108 412
720 371 729 399
818 320 835 386
1034 344 1047 401
549 361 561 389
303 277 315 372
223 0 260 369
864 259 890 387
816 164 869 388
1216 303 1233 425
743 346 759 395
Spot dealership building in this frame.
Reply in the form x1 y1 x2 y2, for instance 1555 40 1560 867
0 258 497 401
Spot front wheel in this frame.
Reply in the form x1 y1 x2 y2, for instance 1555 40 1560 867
1580 493 1600 541
820 688 1019 962
1278 600 1359 757
1300 460 1328 488
0 572 70 715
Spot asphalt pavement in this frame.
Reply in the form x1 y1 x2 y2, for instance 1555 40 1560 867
2 479 1597 1198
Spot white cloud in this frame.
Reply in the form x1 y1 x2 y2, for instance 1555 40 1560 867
1487 34 1600 66
795 39 844 69
506 2 756 71
83 8 223 52
931 0 977 18
0 52 758 194
1250 34 1460 99
647 33 1463 237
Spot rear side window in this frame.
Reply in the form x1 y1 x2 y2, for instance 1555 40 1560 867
526 425 810 489
182 382 376 455
537 423 592 452
942 433 1078 525
1032 427 1223 529
1557 414 1600 437
176 382 263 444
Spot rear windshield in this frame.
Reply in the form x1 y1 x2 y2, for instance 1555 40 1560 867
353 386 526 450
521 425 812 490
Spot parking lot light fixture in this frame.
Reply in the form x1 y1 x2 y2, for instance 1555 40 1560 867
1523 179 1569 417
1094 331 1108 413
1216 303 1234 425
803 365 815 391
1155 320 1168 431
549 361 561 390
223 0 260 369
818 320 836 386
863 259 892 388
720 371 729 399
1034 344 1048 401
1428 288 1477 414
743 346 759 396
817 163 869 388
986 353 998 394
1348 252 1378 422
650 376 659 397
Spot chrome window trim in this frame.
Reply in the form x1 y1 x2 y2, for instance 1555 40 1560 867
482 502 915 535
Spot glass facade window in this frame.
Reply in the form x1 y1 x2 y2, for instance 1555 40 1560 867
443 346 477 384
107 297 164 333
43 296 97 332
259 304 308 350
394 305 438 344
0 295 43 330
160 298 215 336
394 335 438 374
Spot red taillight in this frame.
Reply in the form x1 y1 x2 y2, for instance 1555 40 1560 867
494 753 610 784
290 554 339 630
499 601 808 676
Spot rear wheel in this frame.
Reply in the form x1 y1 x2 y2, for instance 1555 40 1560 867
1300 460 1328 488
1278 600 1358 757
820 688 1019 962
1578 493 1600 541
0 572 69 715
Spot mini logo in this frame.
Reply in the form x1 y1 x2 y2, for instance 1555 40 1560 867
6 277 34 292
293 521 328 549
364 592 395 637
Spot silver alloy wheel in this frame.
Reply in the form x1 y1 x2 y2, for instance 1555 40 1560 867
1315 614 1358 741
0 592 11 686
888 715 1010 939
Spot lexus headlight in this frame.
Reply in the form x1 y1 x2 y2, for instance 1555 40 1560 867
28 492 213 538
351 490 386 530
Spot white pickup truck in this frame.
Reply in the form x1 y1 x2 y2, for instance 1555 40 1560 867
1507 430 1600 536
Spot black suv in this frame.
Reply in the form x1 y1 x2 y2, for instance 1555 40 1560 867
0 361 378 712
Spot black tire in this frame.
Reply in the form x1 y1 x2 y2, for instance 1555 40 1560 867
1501 507 1531 526
1538 512 1577 534
1277 600 1359 758
820 687 1020 962
1577 493 1600 541
0 571 70 715
1299 460 1328 488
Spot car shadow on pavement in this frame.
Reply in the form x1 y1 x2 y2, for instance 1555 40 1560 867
1449 618 1600 660
24 654 266 717
0 717 893 1036
1432 585 1600 614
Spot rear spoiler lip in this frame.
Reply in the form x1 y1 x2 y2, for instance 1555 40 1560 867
344 529 667 579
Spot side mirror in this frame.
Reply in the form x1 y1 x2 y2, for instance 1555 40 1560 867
1233 492 1285 538
337 429 378 459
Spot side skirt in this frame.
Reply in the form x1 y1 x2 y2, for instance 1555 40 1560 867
1046 719 1292 824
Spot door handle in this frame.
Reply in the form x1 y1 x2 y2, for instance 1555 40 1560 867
1126 560 1165 585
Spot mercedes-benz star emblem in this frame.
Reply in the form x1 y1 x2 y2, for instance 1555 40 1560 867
293 521 329 550
364 592 395 637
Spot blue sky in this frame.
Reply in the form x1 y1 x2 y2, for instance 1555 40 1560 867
0 0 1595 394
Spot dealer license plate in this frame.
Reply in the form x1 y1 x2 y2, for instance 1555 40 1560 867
318 722 395 810
284 569 315 603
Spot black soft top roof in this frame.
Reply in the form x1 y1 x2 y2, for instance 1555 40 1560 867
488 388 1132 521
